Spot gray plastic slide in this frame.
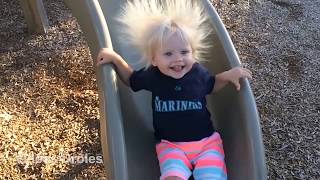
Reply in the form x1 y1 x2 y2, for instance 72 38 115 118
23 0 267 179
19 0 49 33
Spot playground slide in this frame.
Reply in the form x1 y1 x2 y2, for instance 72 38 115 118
19 0 49 33
62 0 267 179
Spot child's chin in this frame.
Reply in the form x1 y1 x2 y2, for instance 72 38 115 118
170 73 185 79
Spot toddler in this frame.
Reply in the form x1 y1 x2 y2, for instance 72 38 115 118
97 0 252 179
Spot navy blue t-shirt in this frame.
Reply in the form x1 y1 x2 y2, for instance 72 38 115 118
129 63 215 142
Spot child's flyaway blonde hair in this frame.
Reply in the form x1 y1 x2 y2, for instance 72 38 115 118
117 0 211 67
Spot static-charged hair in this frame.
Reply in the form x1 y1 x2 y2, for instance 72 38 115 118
117 0 211 67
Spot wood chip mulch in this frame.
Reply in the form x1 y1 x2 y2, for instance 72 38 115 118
213 0 319 179
1 0 319 179
1 0 106 179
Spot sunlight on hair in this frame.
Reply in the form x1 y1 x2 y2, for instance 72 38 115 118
117 0 212 68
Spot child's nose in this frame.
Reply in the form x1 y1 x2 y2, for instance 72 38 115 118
174 54 183 62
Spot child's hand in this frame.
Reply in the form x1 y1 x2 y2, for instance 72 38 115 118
96 48 118 66
95 48 133 86
225 67 252 91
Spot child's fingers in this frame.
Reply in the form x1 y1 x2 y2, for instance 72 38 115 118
96 48 115 66
96 48 107 62
96 54 105 65
241 68 252 79
96 58 105 66
244 68 252 78
96 52 103 64
96 52 110 66
232 80 241 91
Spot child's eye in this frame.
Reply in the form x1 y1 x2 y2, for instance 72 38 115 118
164 52 173 56
181 50 190 55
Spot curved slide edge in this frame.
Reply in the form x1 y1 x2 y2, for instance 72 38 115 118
63 0 128 180
19 0 49 34
62 0 267 179
201 0 267 179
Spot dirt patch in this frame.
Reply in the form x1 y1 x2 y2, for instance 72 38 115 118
281 50 305 79
271 0 304 21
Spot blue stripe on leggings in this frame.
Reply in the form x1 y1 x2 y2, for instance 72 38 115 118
193 167 227 180
159 148 181 159
161 159 191 177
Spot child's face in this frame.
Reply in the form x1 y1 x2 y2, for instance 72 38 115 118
152 33 195 79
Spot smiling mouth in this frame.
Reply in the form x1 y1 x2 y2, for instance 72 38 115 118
170 65 185 72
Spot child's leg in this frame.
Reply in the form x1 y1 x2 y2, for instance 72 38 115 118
156 141 193 180
192 133 227 180
164 177 184 180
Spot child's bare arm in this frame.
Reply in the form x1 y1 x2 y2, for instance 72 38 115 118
97 48 133 86
213 67 252 93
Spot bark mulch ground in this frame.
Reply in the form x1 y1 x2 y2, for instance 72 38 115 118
0 0 319 179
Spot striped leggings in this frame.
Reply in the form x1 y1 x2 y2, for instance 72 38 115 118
156 132 227 180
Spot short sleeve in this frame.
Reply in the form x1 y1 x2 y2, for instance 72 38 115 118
129 68 153 92
205 75 215 94
197 63 215 94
